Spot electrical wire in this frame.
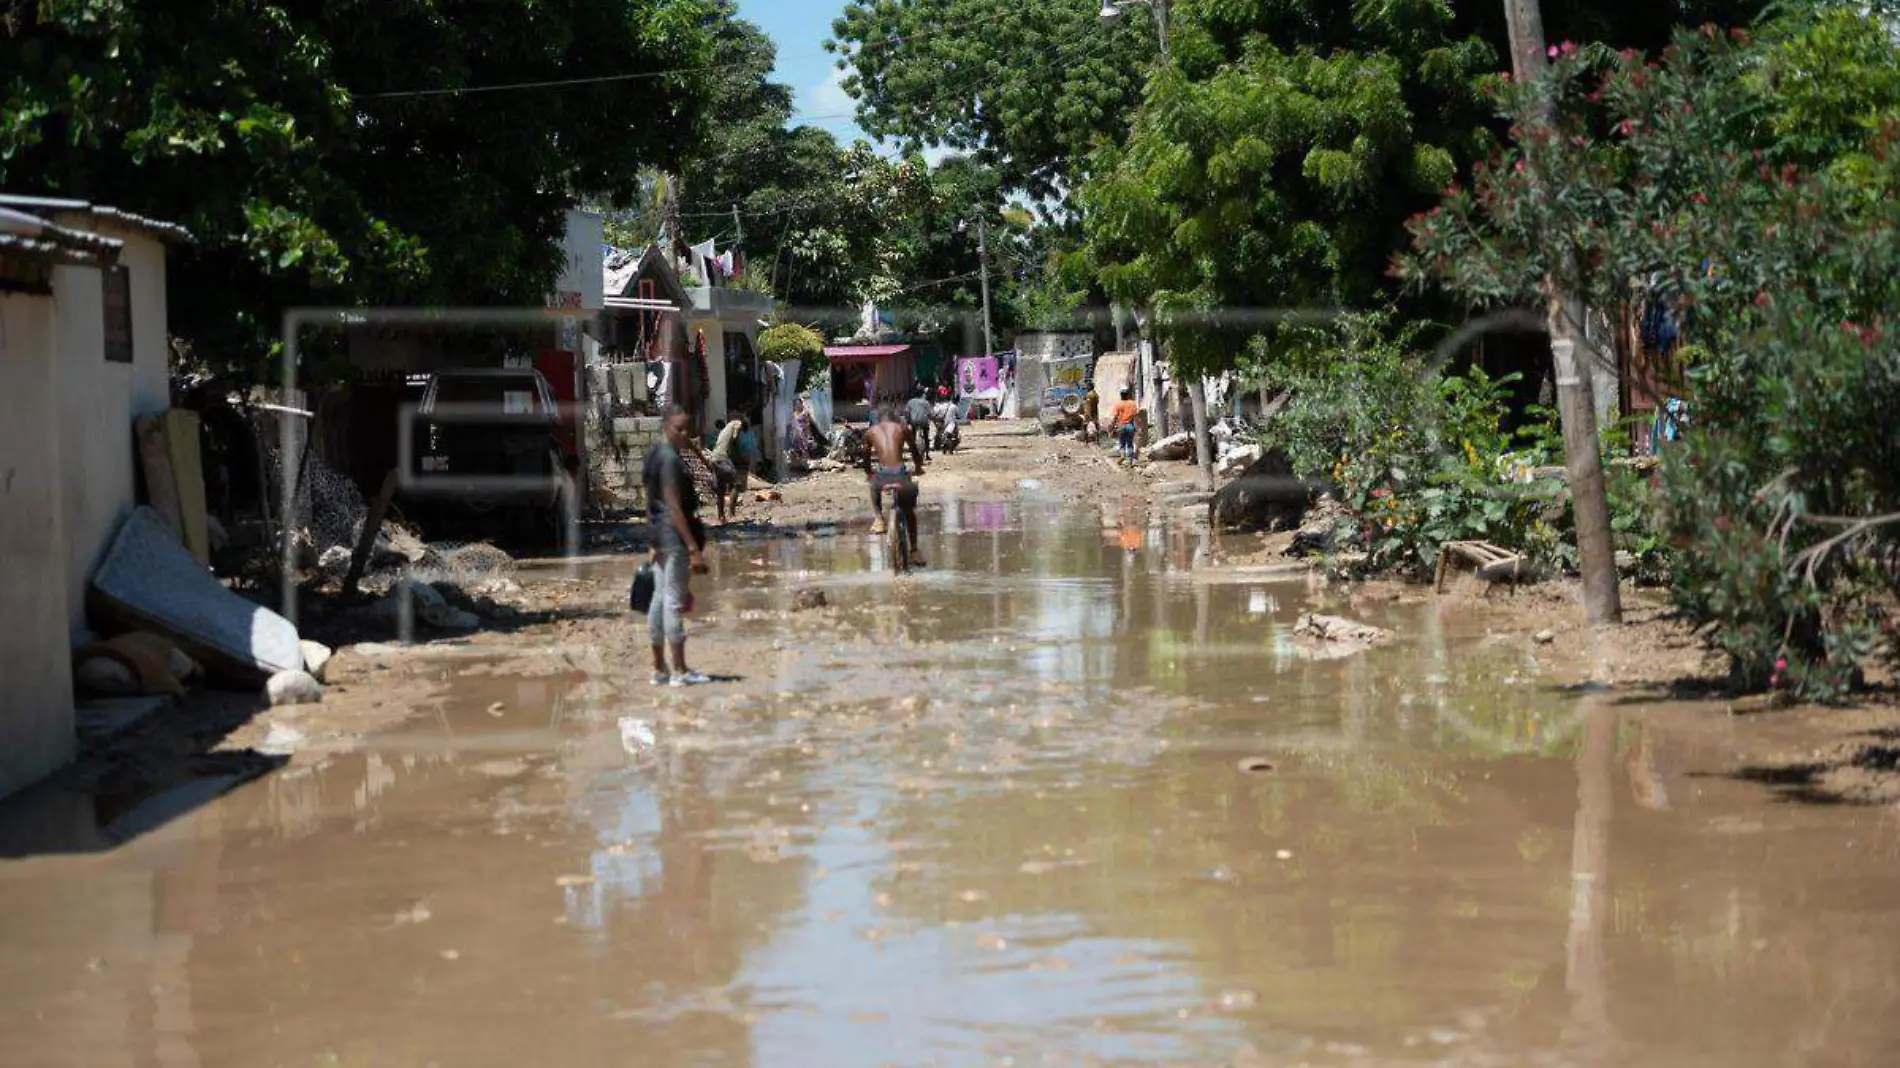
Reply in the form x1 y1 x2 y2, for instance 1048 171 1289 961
365 9 1014 100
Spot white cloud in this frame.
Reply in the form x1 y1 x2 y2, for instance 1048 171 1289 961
806 65 854 117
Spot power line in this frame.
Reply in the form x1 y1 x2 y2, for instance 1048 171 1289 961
365 10 1012 100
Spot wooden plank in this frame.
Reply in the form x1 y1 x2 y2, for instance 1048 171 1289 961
135 414 185 547
163 410 211 564
342 468 399 598
1437 540 1528 593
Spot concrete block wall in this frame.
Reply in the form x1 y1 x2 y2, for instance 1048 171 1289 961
588 413 665 505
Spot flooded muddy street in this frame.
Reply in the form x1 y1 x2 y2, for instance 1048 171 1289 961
4 493 1899 1067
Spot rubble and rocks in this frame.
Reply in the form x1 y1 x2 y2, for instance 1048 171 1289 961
1144 432 1195 463
317 545 354 576
266 670 324 707
1292 613 1392 660
1288 495 1352 557
792 589 830 611
301 640 334 683
1216 444 1264 479
376 579 481 630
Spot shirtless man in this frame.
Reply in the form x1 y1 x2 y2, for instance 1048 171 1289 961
865 404 925 565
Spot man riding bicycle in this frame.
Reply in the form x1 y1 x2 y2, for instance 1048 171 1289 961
866 404 925 566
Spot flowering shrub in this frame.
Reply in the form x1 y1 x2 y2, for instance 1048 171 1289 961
1399 16 1900 697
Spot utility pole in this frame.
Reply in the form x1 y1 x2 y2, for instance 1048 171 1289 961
1154 0 1214 491
1505 0 1621 625
1102 0 1211 485
731 204 744 258
976 214 995 355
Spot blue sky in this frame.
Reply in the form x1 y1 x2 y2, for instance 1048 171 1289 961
736 0 870 143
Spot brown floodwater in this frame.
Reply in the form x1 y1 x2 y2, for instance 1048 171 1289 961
3 496 1898 1067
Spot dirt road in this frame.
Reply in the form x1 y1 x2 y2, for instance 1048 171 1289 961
3 420 1899 1066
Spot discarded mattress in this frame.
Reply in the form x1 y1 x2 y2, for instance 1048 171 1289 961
88 507 301 684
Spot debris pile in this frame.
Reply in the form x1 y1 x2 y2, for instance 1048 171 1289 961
1291 613 1392 661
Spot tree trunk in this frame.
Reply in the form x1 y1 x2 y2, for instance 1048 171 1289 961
1189 377 1214 492
1508 0 1622 625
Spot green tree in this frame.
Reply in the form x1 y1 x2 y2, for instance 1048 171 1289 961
1 0 719 372
829 0 1152 199
1080 2 1501 375
832 0 1767 204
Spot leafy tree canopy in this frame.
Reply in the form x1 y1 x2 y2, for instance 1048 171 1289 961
2 0 721 372
1076 0 1773 373
829 0 1152 199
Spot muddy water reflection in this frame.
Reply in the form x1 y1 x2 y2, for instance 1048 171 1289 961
3 498 1900 1066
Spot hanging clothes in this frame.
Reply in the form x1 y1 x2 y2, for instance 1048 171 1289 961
1650 397 1689 454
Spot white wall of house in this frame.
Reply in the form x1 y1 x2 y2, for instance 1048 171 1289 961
686 286 771 433
0 288 77 799
691 319 729 430
51 225 171 625
551 209 605 314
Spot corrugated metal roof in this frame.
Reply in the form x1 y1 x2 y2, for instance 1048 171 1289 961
824 344 914 359
0 194 192 243
0 206 123 266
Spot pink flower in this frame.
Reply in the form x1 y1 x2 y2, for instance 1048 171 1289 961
1560 41 1577 57
1514 160 1526 174
1547 45 1560 59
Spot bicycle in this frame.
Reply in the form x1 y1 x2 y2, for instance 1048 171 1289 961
881 482 912 574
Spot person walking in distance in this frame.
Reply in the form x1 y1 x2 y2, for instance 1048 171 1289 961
905 387 934 462
644 407 711 686
1109 388 1141 463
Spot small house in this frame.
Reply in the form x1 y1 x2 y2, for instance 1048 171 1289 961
0 195 189 799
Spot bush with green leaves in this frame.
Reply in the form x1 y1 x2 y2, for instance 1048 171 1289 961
1256 313 1569 577
1400 12 1900 697
758 323 829 392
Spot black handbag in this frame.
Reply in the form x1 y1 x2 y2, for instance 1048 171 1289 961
629 561 657 613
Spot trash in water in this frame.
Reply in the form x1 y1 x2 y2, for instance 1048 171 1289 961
618 717 657 756
260 721 306 756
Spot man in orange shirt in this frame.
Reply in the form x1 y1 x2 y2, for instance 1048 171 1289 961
1109 388 1141 463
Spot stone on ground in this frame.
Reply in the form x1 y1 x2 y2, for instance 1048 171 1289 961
267 670 325 707
301 640 334 682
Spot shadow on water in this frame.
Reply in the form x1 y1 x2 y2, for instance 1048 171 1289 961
0 690 287 859
1721 729 1900 805
2 491 1899 1065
